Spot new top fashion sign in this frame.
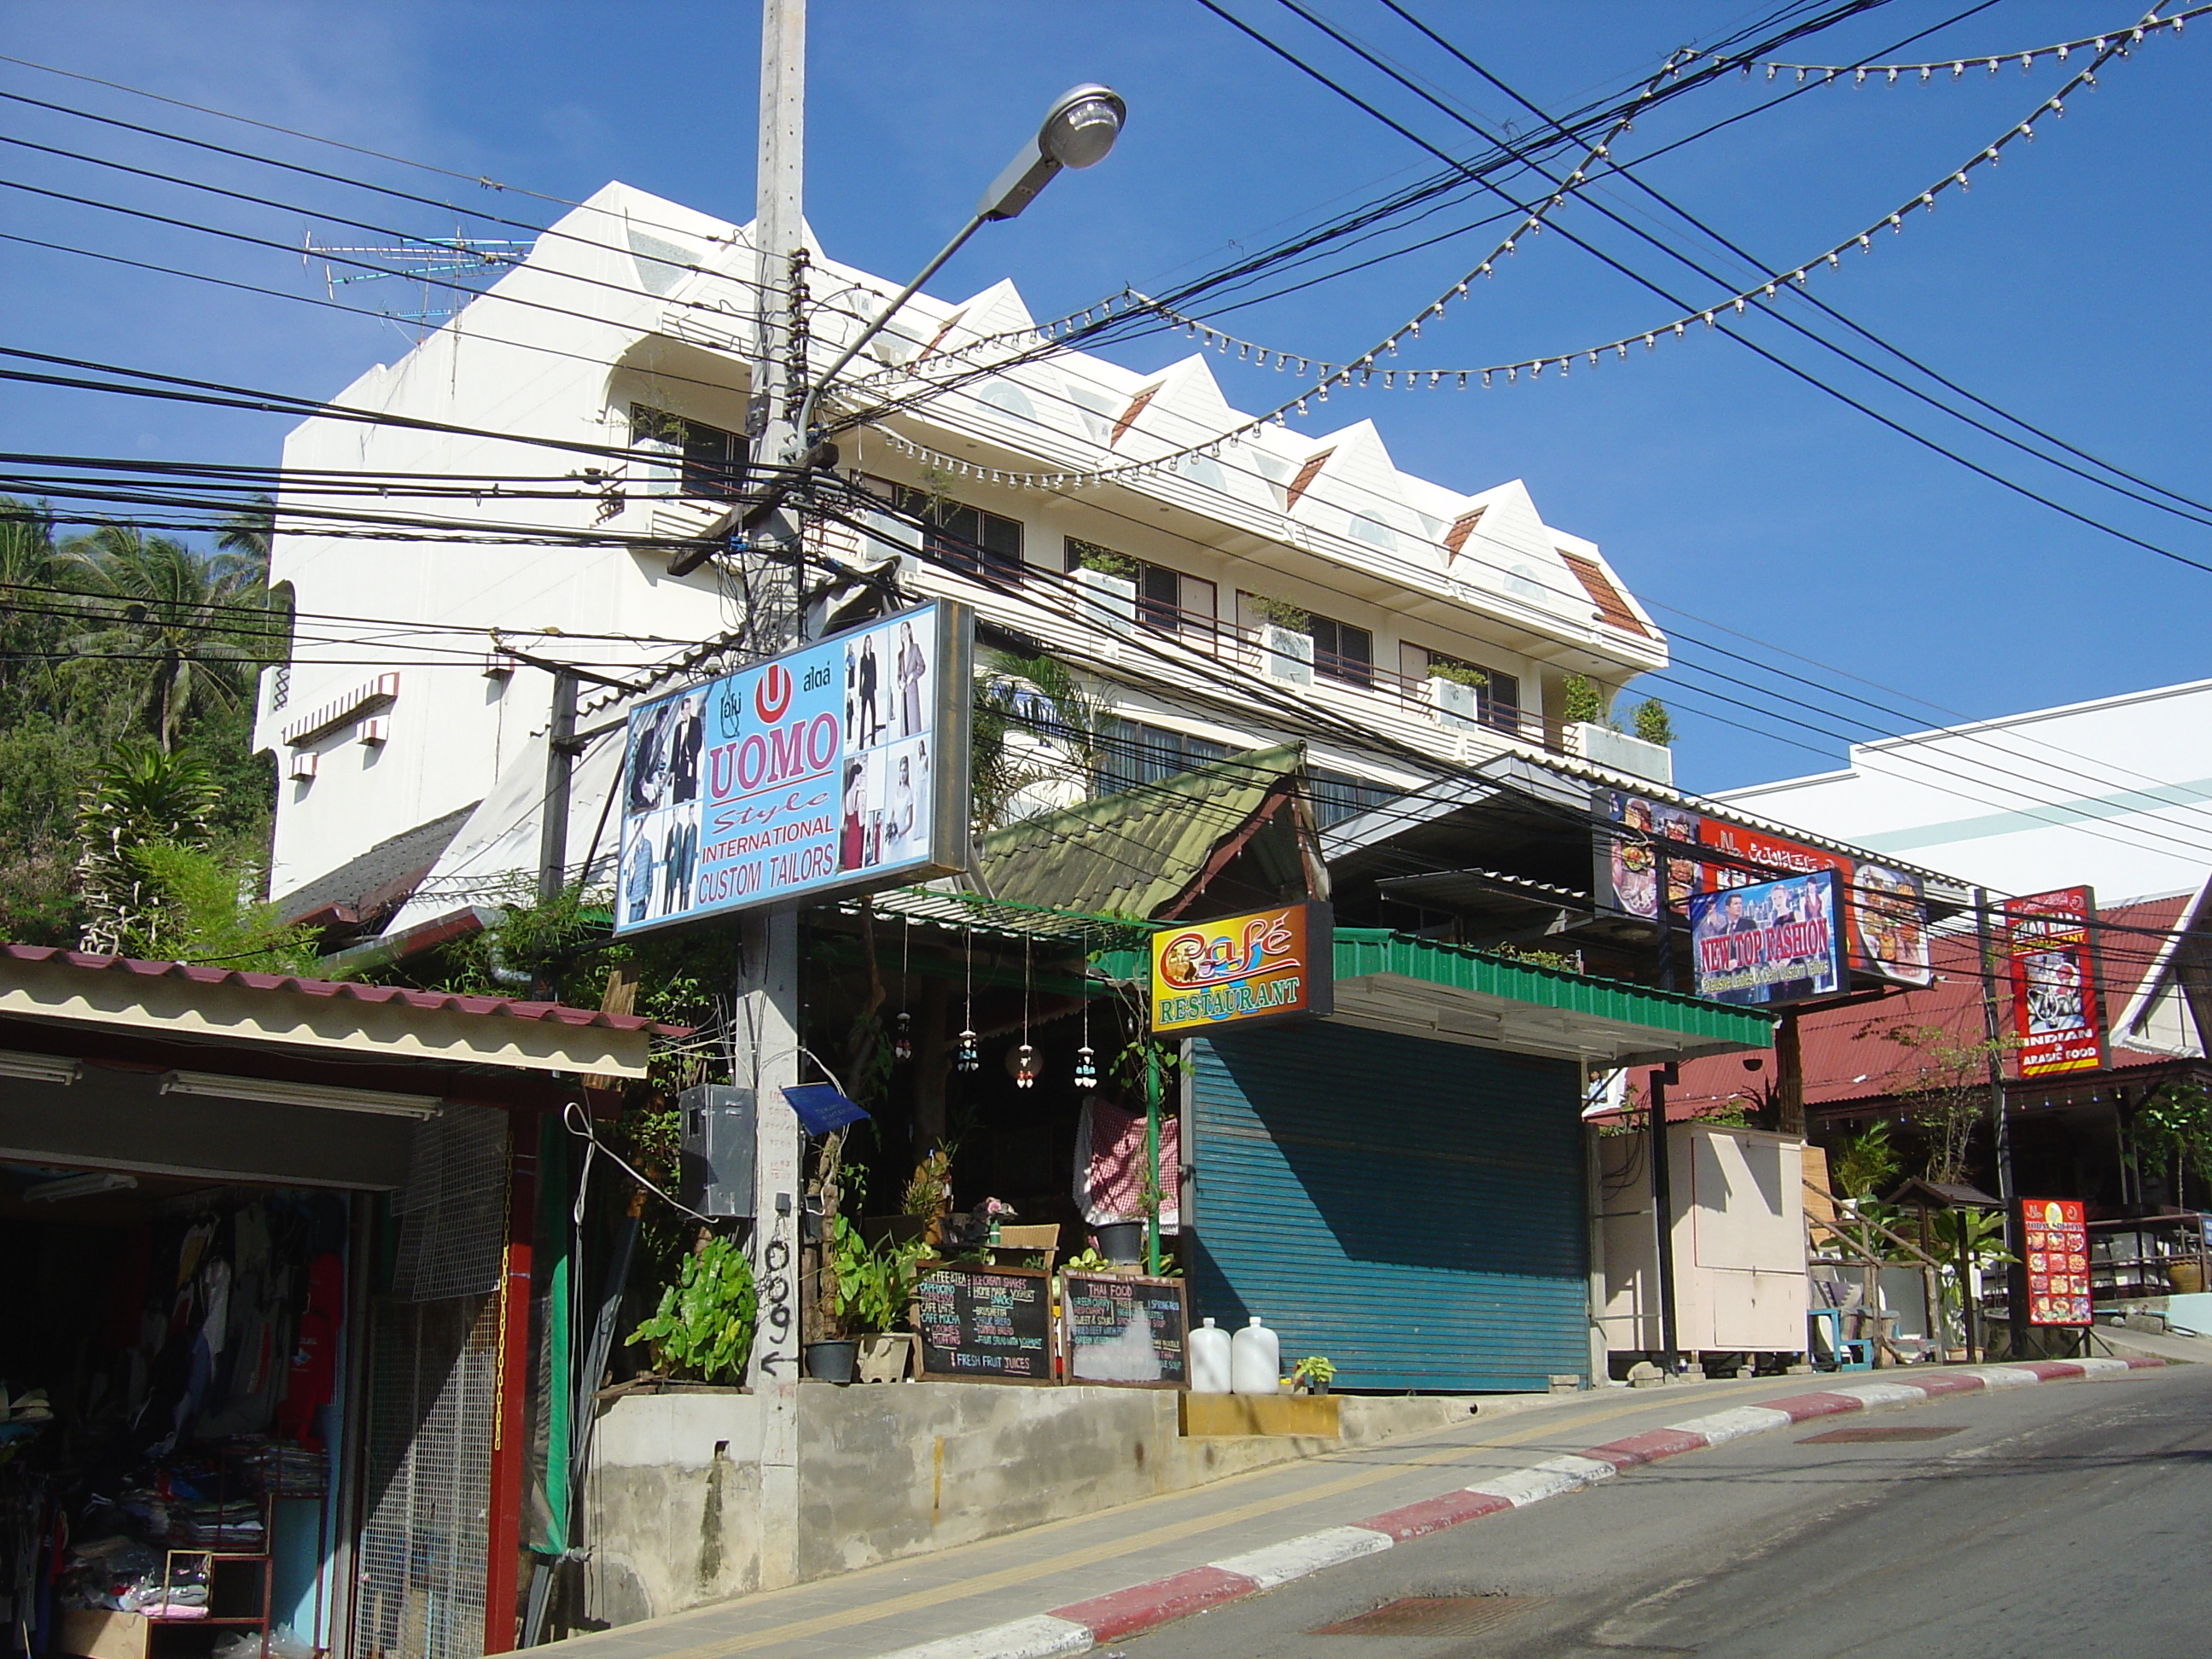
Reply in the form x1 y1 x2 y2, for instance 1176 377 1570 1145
614 602 972 935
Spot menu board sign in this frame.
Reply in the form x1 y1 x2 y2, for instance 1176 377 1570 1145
911 1262 1052 1382
2020 1197 2091 1326
1060 1272 1189 1388
2005 887 2104 1078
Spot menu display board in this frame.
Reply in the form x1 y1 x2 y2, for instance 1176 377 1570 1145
912 1263 1052 1382
2021 1197 2091 1326
1060 1272 1189 1388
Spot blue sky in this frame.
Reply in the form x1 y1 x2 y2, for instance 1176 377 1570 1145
3 2 2205 795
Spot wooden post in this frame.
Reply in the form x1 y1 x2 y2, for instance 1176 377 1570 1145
1774 1010 1804 1138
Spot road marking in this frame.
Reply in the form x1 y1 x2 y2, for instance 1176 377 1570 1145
1211 1528 1393 1589
873 1615 1091 1659
1466 1453 1618 1507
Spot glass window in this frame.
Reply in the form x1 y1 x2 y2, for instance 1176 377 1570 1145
1308 615 1373 686
891 486 1025 580
1311 770 1395 829
1097 719 1231 796
1420 648 1522 731
630 405 748 500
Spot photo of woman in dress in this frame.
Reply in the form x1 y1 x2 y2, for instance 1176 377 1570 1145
896 620 928 738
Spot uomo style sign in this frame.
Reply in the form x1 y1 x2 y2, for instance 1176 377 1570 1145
613 602 972 935
1150 903 1333 1035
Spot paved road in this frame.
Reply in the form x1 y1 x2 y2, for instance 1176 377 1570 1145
1110 1364 2209 1659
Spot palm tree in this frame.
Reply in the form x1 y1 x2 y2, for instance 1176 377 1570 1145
60 525 276 752
214 492 274 569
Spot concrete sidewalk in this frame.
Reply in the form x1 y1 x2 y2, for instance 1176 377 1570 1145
538 1358 2159 1659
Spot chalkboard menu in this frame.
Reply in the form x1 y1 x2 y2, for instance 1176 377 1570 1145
912 1262 1053 1382
1061 1272 1189 1388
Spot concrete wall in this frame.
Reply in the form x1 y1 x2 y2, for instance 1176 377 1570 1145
580 1383 1492 1627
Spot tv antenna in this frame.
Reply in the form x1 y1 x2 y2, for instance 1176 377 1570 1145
303 230 536 342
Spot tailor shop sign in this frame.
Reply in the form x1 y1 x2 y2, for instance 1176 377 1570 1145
614 602 972 936
1150 902 1334 1034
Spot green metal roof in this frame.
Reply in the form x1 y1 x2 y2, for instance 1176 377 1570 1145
975 742 1304 919
1327 928 1774 1063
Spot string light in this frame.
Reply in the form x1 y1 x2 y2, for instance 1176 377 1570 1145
1750 4 2204 79
857 35 2129 491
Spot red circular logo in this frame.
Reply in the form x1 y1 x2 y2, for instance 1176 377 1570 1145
754 662 793 725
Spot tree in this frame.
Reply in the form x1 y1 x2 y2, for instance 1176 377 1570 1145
215 492 275 567
60 525 282 752
74 739 220 953
1866 1019 2008 1186
1828 1121 1901 1199
1633 696 1674 747
1559 672 1604 726
969 651 1106 833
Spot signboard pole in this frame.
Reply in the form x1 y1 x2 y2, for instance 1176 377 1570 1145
1974 889 2025 1357
1144 1045 1161 1277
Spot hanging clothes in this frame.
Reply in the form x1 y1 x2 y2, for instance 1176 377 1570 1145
1074 1097 1181 1231
276 1252 343 1452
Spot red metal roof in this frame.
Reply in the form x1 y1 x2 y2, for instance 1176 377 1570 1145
0 944 676 1033
1616 894 2192 1119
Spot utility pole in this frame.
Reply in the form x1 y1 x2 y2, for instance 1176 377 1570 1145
537 666 579 905
742 0 807 1593
1974 889 2025 1358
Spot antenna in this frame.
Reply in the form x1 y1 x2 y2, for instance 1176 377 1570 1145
302 230 537 342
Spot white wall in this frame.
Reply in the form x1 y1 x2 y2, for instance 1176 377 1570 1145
1714 679 2212 905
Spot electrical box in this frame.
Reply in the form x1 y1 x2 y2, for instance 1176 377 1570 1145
678 1085 756 1219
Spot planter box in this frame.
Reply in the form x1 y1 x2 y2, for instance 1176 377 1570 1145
857 1332 918 1383
1260 624 1313 687
1075 566 1137 627
1569 721 1673 786
1424 675 1480 731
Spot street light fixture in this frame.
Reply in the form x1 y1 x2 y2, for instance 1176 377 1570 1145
794 84 1126 445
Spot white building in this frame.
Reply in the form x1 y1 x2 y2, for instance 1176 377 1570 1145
1714 680 2212 907
254 183 1673 929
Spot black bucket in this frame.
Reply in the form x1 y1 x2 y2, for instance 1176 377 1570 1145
1095 1221 1144 1264
804 1339 859 1384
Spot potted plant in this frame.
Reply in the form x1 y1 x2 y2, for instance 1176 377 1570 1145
811 1216 928 1384
1291 1354 1335 1396
629 1232 757 1387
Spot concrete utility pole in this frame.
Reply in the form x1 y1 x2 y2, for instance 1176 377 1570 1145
743 0 806 1592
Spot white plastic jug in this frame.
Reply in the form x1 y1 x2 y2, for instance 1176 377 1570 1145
1188 1318 1233 1394
1230 1315 1279 1395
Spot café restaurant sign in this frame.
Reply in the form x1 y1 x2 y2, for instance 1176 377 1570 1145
1150 902 1333 1035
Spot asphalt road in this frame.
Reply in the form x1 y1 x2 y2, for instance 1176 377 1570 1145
1109 1364 2210 1659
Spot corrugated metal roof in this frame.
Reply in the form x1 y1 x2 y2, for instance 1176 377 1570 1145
1332 928 1776 1050
976 742 1303 918
1630 894 2192 1116
0 945 673 1033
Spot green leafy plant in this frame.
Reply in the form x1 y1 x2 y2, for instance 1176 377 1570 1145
1246 595 1311 632
2131 1080 2212 1202
1632 696 1674 747
827 1215 928 1336
899 1146 952 1219
628 1232 758 1383
1059 1246 1113 1273
1068 538 1138 580
1828 1121 1901 1200
1425 658 1487 690
1291 1354 1335 1389
1559 673 1604 726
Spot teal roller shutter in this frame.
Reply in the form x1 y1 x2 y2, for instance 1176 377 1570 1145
1189 1022 1586 1391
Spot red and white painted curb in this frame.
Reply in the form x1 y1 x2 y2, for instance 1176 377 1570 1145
879 1359 2163 1659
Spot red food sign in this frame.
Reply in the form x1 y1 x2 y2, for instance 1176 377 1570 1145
2005 887 2104 1078
2019 1197 2091 1326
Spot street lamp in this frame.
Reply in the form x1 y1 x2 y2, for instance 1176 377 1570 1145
794 83 1126 445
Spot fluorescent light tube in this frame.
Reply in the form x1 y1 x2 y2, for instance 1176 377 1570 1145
159 1070 443 1120
27 1171 137 1202
0 1050 82 1086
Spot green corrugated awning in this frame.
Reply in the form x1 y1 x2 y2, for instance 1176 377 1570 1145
1325 928 1773 1066
1103 926 1773 1063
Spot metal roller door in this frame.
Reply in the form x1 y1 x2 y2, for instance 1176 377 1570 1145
1188 1022 1588 1391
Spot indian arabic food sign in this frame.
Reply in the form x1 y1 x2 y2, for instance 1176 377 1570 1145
1150 902 1333 1035
2005 886 2104 1078
614 602 971 934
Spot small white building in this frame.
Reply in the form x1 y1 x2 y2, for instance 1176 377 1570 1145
253 183 1672 926
1714 679 2212 906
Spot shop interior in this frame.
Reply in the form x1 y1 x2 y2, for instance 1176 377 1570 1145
2 1167 350 1659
